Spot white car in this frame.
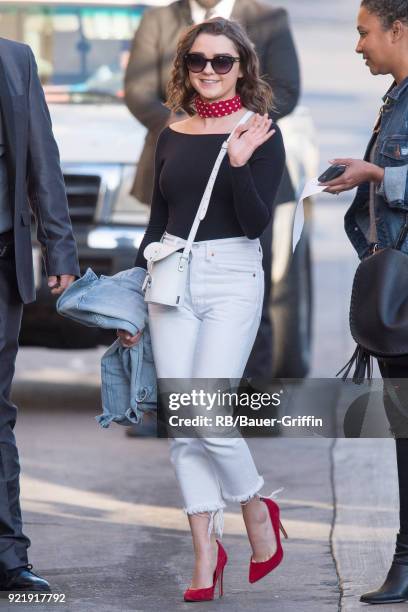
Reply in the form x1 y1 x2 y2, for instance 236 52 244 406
1 0 319 377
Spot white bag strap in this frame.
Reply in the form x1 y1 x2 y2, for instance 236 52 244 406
179 110 254 263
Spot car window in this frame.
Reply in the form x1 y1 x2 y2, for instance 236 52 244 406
0 3 145 102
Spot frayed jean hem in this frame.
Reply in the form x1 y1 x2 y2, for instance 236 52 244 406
222 475 265 504
184 503 226 540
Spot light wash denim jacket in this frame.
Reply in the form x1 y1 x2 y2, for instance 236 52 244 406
56 267 156 428
345 76 408 259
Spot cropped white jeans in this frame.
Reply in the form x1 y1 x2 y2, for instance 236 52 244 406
148 232 265 537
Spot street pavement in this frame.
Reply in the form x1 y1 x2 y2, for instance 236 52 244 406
3 201 399 612
4 388 339 612
0 1 403 611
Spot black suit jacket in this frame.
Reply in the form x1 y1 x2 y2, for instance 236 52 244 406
0 37 79 304
124 0 300 204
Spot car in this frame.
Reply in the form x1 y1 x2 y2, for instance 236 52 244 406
1 0 319 377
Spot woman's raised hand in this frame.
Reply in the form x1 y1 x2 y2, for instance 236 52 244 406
228 113 275 167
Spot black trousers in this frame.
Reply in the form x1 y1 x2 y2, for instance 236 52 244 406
244 216 273 380
0 252 29 573
378 357 408 535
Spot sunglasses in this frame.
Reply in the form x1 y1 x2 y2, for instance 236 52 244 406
184 53 240 75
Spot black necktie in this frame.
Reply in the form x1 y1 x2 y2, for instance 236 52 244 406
205 8 215 19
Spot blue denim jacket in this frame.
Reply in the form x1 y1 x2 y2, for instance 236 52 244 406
345 76 408 259
56 267 156 428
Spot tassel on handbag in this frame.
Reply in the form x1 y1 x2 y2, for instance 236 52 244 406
336 344 373 384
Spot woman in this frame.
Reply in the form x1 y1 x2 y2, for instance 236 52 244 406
118 17 286 602
321 0 408 604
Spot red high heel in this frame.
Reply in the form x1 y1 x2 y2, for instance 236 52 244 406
249 497 288 584
184 540 228 602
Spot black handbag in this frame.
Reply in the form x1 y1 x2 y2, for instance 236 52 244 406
338 212 408 384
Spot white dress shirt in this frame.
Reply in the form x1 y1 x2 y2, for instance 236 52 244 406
189 0 235 23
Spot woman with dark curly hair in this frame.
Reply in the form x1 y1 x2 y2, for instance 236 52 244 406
321 0 408 605
119 16 286 602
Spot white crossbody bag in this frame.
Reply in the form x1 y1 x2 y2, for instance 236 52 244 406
141 110 254 307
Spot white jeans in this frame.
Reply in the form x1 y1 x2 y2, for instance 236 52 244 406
148 233 265 537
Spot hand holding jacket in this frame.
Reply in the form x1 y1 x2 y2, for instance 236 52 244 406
117 328 143 347
56 266 157 427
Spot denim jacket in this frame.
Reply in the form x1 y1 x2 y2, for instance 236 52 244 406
56 267 156 427
345 76 408 259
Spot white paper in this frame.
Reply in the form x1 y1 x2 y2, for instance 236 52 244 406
292 178 326 252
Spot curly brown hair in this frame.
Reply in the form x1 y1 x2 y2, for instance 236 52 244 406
165 17 274 116
361 0 408 30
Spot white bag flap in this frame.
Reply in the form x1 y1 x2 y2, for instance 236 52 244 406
143 241 183 263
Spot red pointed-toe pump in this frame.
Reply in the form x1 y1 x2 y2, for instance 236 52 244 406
184 540 228 602
249 497 288 584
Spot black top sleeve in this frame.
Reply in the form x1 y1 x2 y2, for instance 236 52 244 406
134 132 168 268
228 127 285 238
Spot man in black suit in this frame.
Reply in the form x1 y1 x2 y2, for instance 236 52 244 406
0 38 79 592
125 0 300 389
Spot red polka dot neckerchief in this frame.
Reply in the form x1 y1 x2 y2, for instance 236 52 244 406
194 94 242 118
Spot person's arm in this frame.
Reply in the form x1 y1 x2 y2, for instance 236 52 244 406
228 125 286 238
120 133 168 346
320 158 384 195
262 8 300 121
25 46 80 290
124 9 171 132
134 132 169 268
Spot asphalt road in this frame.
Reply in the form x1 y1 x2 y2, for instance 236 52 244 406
1 1 402 611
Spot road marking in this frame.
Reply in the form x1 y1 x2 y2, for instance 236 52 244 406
21 475 395 541
15 369 100 385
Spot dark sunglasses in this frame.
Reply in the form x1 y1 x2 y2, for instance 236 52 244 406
184 53 240 75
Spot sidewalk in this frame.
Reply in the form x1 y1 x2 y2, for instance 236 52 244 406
333 439 400 612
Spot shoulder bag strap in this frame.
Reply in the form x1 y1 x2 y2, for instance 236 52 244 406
179 110 254 262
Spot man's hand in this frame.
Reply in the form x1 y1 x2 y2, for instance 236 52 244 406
320 158 385 194
48 274 76 296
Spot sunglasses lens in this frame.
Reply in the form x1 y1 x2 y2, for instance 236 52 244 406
185 54 206 73
212 56 234 74
185 54 236 74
